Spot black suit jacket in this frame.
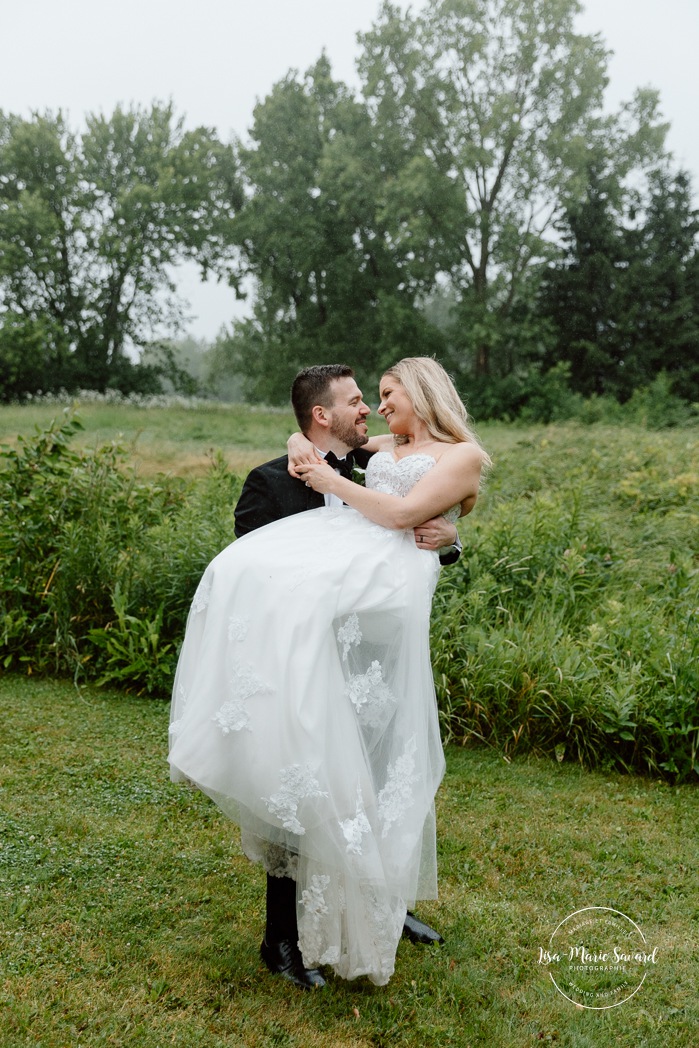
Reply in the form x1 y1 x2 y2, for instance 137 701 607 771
234 449 373 538
233 448 460 564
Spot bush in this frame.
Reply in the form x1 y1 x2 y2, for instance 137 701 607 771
465 363 584 423
1 413 697 781
623 371 698 429
430 427 699 781
0 412 241 692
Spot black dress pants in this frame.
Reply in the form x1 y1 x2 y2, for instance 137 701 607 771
265 873 297 943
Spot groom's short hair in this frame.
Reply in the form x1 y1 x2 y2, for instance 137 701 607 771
291 364 355 432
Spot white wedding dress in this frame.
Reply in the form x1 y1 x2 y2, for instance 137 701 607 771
169 452 456 984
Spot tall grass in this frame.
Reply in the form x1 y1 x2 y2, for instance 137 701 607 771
432 426 699 779
0 409 697 781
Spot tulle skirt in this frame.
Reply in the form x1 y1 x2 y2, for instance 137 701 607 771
168 505 445 984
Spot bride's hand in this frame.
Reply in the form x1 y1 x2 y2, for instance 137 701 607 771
295 460 339 494
287 432 321 478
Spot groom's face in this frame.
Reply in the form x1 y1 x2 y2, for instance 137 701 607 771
326 377 371 451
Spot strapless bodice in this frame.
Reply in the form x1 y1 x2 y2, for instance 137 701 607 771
365 452 460 522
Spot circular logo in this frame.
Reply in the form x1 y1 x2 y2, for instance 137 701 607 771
538 906 658 1010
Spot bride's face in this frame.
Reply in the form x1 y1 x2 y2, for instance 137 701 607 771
378 375 414 434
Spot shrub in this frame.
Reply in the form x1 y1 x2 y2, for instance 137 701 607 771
430 426 699 781
623 371 698 429
1 413 697 781
0 412 241 691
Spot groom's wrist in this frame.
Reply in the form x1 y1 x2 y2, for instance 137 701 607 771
438 532 462 564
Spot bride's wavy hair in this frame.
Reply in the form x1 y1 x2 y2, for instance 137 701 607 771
383 357 491 463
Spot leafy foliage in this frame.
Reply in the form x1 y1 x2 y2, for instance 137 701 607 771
540 166 699 403
0 412 241 692
0 410 697 781
0 104 242 398
230 55 444 402
432 427 699 780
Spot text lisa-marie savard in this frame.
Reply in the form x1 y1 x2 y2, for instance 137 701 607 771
538 945 659 968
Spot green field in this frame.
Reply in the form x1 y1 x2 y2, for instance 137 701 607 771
1 401 697 779
0 396 535 477
0 403 697 1044
0 399 301 476
0 675 696 1048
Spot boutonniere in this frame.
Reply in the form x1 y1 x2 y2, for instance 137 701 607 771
351 467 366 487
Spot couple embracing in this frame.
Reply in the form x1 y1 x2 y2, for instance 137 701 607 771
169 357 488 989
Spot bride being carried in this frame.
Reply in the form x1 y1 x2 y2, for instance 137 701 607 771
169 357 489 989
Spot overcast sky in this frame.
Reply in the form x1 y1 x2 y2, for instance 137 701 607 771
3 0 697 339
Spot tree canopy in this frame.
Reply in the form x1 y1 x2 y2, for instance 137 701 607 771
1 0 696 415
0 103 241 398
225 0 678 406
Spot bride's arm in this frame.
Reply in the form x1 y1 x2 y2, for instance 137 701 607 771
296 443 483 529
286 433 321 474
361 434 393 453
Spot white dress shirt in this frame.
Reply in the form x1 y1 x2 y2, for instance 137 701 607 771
317 447 350 509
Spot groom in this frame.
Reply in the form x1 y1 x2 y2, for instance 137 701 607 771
234 364 456 989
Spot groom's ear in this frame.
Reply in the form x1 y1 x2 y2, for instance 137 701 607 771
311 404 330 428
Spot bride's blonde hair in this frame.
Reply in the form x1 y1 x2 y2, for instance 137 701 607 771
383 357 490 464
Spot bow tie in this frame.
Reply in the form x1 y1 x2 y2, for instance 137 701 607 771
324 451 354 480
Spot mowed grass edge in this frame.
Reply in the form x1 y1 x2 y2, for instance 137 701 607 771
0 676 696 1048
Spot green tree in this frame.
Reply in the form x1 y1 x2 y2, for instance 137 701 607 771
0 104 242 398
540 166 699 401
620 169 699 401
357 0 668 385
231 55 444 402
538 164 627 397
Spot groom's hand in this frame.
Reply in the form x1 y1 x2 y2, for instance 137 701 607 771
413 517 458 551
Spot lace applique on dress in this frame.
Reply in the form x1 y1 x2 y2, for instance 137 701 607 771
299 874 340 965
228 615 249 642
212 697 250 734
212 661 273 733
366 453 438 497
337 613 362 660
365 452 461 524
378 736 418 838
239 831 300 880
361 887 407 980
262 843 299 880
340 785 371 856
346 661 397 727
191 574 212 613
264 764 328 835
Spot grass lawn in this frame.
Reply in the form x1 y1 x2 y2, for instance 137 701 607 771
0 399 537 478
0 401 301 477
1 675 696 1047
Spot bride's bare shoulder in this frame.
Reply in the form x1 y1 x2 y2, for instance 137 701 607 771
433 441 486 468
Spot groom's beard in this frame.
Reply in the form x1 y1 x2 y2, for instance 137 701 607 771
329 417 369 451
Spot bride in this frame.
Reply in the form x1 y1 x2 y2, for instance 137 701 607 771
169 357 488 986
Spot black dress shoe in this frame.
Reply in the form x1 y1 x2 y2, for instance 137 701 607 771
402 912 445 945
260 938 326 990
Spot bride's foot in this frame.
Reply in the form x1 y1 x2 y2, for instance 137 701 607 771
260 938 326 990
402 912 445 945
